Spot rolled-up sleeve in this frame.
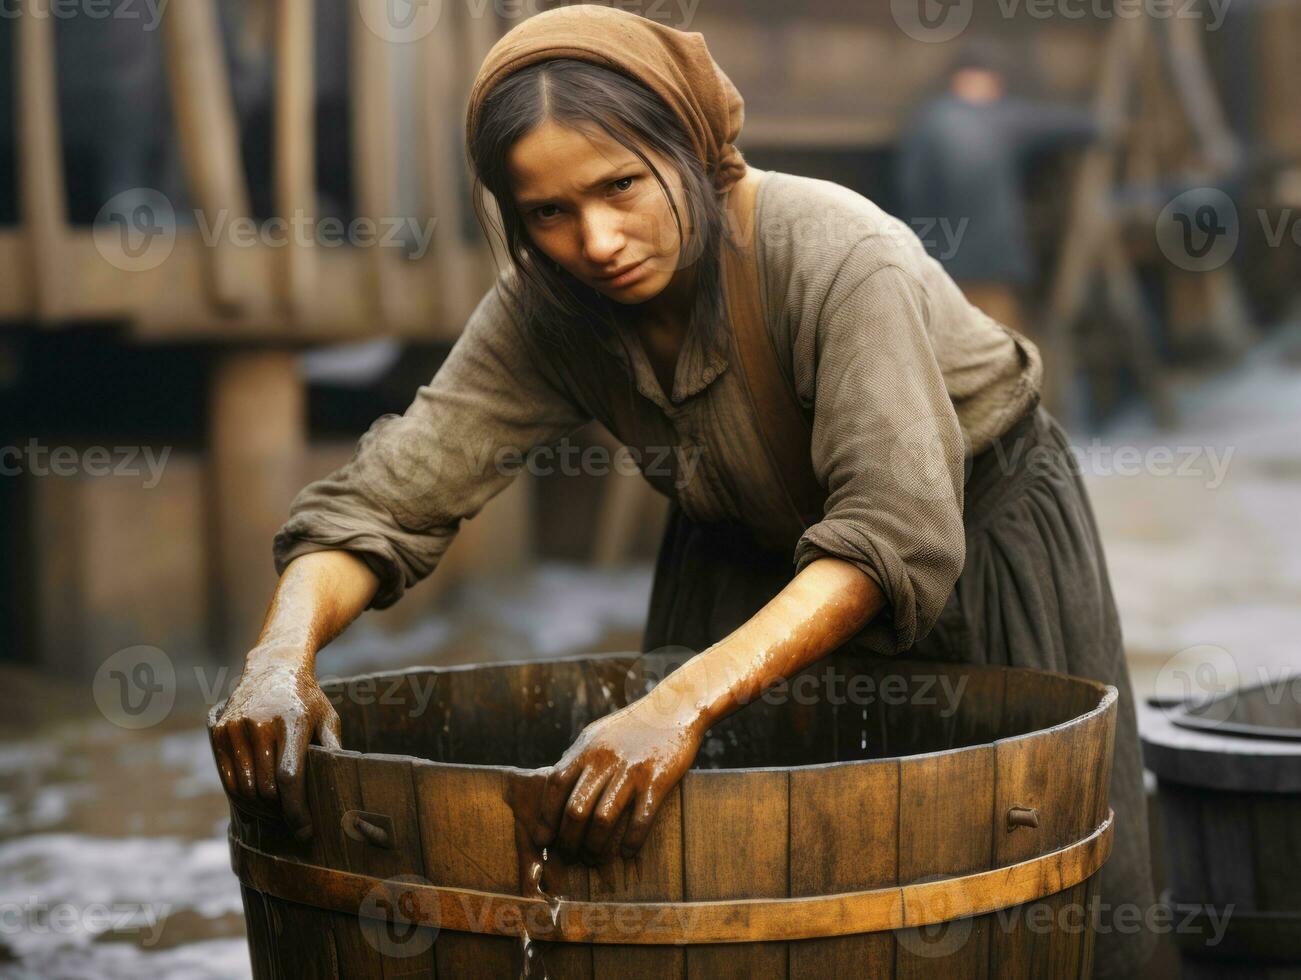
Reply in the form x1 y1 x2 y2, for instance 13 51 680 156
791 257 966 654
273 280 590 609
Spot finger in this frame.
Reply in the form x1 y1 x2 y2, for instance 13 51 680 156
582 770 634 863
244 718 280 804
277 721 314 841
210 725 238 797
620 787 662 859
557 765 615 862
537 760 583 845
582 770 634 862
226 722 258 799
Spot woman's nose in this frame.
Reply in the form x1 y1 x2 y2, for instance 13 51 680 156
580 207 627 265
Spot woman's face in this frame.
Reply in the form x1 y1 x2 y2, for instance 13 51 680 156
507 119 692 307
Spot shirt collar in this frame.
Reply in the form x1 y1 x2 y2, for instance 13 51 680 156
595 315 730 410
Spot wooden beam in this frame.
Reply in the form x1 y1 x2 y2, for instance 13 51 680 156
275 0 318 322
16 0 70 319
161 0 254 315
0 231 461 343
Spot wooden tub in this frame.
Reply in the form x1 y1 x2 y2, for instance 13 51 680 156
1142 676 1301 977
211 653 1118 978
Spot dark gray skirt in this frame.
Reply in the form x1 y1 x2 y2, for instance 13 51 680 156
643 404 1157 979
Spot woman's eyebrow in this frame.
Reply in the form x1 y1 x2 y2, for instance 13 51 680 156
516 168 635 209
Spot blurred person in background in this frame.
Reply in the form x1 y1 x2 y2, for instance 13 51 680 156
896 41 1104 342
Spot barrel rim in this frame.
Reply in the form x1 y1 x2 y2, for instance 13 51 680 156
218 654 1118 775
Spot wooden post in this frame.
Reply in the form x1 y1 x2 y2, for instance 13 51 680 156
162 0 253 315
275 0 318 322
421 1 476 327
350 0 400 328
208 350 306 659
1039 13 1149 427
461 4 503 285
16 0 70 319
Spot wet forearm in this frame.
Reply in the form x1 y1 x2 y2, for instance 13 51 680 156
245 551 381 672
647 556 885 733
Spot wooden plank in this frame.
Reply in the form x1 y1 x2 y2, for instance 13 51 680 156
1251 793 1301 911
416 762 520 976
895 746 994 979
1199 792 1259 910
442 666 516 766
16 0 70 319
161 0 254 313
514 659 592 769
356 754 438 977
238 884 278 980
1153 780 1207 905
590 786 685 979
274 0 318 321
304 748 388 976
790 759 899 977
990 708 1111 977
265 897 341 978
358 670 445 759
682 768 789 978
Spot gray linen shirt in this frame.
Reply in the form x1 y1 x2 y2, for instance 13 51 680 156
273 170 1042 654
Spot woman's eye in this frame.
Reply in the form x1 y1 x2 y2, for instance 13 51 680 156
611 176 636 193
532 205 559 222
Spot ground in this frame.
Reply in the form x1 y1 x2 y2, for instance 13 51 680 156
1 327 1298 978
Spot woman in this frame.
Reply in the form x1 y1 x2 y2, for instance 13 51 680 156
210 7 1155 976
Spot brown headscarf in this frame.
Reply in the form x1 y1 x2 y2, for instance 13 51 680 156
465 4 748 193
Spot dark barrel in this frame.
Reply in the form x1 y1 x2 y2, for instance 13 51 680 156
1143 676 1301 979
210 653 1118 978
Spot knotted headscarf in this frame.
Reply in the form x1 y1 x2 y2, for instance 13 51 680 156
465 4 748 193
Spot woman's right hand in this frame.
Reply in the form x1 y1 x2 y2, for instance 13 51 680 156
210 649 343 841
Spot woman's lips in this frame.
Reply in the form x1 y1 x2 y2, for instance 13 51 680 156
598 258 648 287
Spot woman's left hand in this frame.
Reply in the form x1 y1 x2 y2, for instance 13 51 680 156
530 694 705 865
